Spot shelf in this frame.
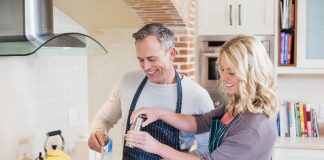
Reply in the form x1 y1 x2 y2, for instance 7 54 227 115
275 137 324 150
277 0 297 66
276 67 324 75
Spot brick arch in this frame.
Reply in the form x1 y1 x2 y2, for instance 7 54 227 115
124 0 196 77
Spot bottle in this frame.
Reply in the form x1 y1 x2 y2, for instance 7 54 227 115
125 114 147 148
104 139 113 160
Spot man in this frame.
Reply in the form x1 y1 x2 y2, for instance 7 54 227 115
88 23 215 160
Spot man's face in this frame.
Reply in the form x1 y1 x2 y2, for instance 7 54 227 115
136 35 175 84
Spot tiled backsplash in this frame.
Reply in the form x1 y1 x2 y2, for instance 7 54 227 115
0 54 89 159
0 8 89 160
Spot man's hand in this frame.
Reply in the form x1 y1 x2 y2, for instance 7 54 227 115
88 129 109 152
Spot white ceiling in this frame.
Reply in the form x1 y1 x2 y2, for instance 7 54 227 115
54 0 143 30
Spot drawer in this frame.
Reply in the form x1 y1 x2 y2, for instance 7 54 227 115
273 148 324 160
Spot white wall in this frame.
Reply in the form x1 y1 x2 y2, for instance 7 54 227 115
87 29 140 120
88 29 141 160
0 8 89 160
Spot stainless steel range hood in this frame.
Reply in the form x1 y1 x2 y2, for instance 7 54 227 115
0 0 107 56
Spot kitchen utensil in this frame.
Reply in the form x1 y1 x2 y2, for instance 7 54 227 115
125 114 147 148
43 130 70 160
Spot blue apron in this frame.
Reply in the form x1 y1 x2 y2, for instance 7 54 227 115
209 113 240 153
122 72 182 160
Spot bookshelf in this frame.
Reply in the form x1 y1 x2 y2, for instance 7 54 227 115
274 100 324 160
278 0 297 66
274 0 324 159
277 101 321 138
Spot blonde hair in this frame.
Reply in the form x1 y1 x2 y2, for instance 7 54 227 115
217 35 278 117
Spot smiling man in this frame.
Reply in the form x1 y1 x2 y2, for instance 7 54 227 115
88 23 216 160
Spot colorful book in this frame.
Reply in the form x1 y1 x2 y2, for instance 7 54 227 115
303 104 308 137
299 103 305 137
278 101 320 138
284 33 289 64
280 32 285 65
279 101 288 137
287 34 293 64
291 3 295 28
288 101 296 137
276 112 281 136
294 102 301 137
306 104 312 137
312 109 320 137
288 0 292 28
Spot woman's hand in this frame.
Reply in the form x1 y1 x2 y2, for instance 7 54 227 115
125 130 200 160
130 108 165 127
125 130 163 155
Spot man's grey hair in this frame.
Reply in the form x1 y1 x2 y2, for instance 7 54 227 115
133 23 176 52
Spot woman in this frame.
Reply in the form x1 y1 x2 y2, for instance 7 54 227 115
125 35 278 160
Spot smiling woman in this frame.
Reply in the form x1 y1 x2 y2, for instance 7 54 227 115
217 35 277 116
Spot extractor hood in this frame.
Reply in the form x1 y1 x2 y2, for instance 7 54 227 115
0 0 107 56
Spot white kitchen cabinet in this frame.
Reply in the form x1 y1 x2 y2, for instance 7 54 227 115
296 0 324 69
198 0 274 35
272 138 324 160
276 0 324 74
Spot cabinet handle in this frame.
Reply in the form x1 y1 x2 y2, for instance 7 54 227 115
238 4 242 26
229 5 233 26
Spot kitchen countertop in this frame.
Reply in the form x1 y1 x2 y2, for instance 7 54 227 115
274 137 324 150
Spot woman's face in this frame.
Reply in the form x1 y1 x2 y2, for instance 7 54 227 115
219 53 240 95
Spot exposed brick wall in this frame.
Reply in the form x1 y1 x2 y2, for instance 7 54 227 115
124 0 196 78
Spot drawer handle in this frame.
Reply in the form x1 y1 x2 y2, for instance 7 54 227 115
238 4 242 26
229 5 233 26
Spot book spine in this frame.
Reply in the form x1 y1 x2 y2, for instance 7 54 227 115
279 101 286 137
310 108 314 137
284 33 289 64
280 32 285 65
295 102 301 137
288 0 292 28
287 101 292 137
291 3 295 28
287 34 292 64
276 112 281 136
290 101 296 137
312 109 320 137
306 104 312 137
303 104 308 137
299 103 305 137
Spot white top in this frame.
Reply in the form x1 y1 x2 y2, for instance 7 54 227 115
91 70 214 156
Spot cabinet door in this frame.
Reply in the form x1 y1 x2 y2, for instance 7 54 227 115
297 0 324 68
236 0 274 35
273 148 324 160
198 0 235 35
